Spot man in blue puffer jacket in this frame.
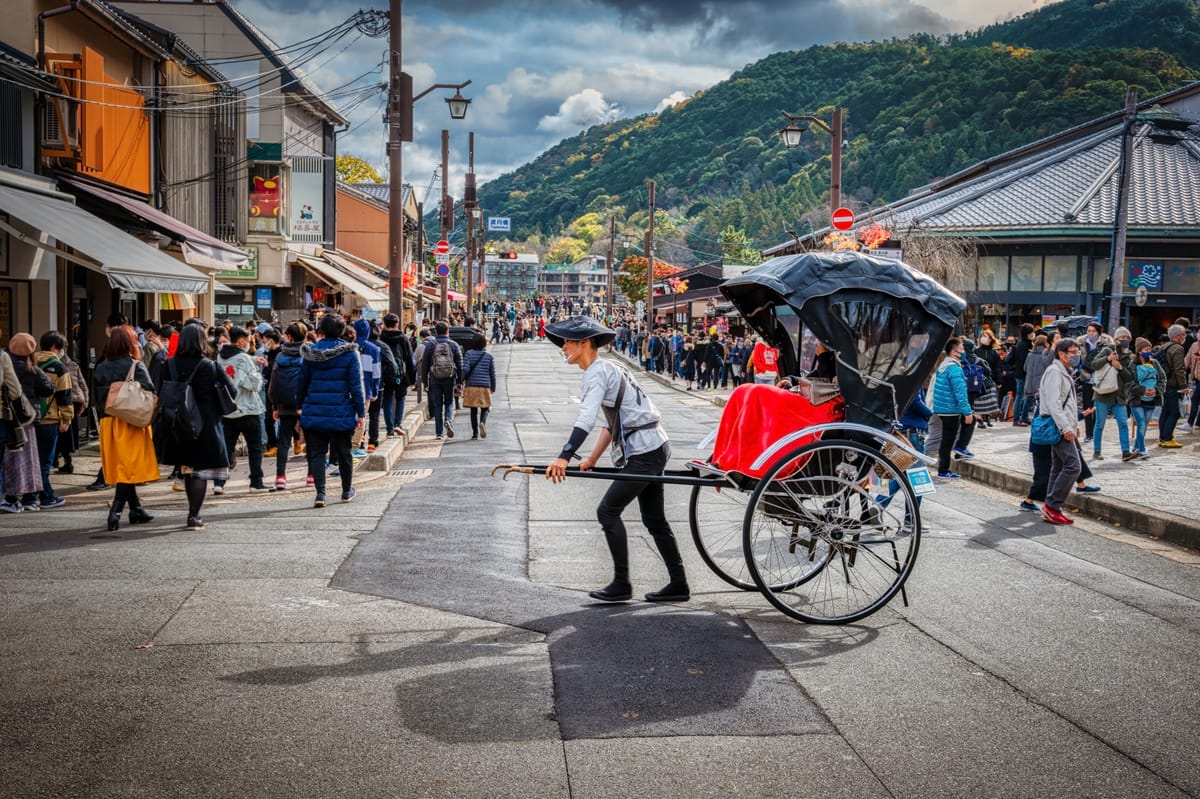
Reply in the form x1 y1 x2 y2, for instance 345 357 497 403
350 318 381 455
299 313 365 507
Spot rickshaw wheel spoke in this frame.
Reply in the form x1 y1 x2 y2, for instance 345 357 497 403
743 439 921 624
689 483 760 590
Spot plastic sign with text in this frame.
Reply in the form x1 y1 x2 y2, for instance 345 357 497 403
488 217 511 232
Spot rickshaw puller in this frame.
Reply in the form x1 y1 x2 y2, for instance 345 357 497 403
544 317 690 603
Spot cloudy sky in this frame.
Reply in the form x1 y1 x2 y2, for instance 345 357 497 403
231 0 1052 203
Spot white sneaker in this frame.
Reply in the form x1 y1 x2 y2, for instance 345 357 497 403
0 500 21 513
213 485 225 496
1180 424 1193 434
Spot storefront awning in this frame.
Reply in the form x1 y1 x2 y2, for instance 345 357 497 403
323 250 387 290
0 181 211 294
296 255 388 312
420 286 466 302
61 177 249 270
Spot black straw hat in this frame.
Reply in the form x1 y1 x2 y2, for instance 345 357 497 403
545 316 617 348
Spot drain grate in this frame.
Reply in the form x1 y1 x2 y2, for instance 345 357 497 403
391 468 422 477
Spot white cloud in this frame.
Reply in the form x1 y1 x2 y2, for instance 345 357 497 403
655 91 691 112
537 89 623 135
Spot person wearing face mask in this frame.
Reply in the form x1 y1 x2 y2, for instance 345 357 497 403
212 327 268 495
1128 337 1166 459
1076 322 1109 442
1088 326 1136 462
1038 339 1083 525
931 337 975 479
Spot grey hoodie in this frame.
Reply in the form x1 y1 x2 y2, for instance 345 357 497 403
217 342 264 418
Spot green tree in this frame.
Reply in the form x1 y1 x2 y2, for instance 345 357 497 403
336 154 383 184
546 236 589 264
719 226 762 265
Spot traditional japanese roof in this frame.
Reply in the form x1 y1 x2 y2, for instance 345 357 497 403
765 83 1200 255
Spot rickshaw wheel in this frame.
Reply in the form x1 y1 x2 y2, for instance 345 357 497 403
689 483 767 591
742 438 921 624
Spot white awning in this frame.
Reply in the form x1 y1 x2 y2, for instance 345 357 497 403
0 181 211 294
322 250 387 290
63 177 249 271
296 255 389 312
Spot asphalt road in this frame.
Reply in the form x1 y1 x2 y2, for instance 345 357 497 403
1 340 1198 798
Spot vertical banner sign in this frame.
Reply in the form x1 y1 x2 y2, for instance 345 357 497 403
289 156 325 241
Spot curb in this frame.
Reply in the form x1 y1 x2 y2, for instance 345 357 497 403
361 404 428 472
960 458 1200 550
611 351 1199 551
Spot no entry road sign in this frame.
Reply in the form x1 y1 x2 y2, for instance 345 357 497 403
435 239 449 255
832 207 855 231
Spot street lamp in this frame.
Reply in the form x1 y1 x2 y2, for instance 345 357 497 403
779 108 843 222
386 0 472 318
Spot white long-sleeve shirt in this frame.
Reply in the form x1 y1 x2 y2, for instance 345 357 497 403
575 359 668 462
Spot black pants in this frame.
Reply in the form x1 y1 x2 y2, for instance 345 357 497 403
217 414 264 488
275 415 300 477
305 427 353 496
1160 387 1183 440
367 395 382 446
936 414 974 473
595 443 686 586
469 407 490 436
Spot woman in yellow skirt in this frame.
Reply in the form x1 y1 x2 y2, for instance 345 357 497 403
92 325 159 531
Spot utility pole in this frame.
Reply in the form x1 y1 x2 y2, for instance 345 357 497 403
386 0 406 316
1107 86 1139 334
606 214 615 320
439 129 450 320
414 200 424 325
645 179 655 335
464 131 477 322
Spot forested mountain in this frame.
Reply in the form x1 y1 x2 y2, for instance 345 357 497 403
474 0 1200 262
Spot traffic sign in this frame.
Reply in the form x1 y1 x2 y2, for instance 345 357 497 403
435 239 449 255
436 263 450 277
832 207 855 231
435 252 450 265
488 217 511 232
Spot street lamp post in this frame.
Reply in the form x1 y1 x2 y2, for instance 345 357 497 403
386 0 471 317
1106 87 1138 335
779 108 843 222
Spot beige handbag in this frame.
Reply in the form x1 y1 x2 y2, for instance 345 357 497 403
105 361 157 427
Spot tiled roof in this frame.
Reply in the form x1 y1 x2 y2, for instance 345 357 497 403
881 124 1200 233
339 182 412 209
765 85 1200 256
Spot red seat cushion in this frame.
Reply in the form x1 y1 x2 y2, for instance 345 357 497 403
712 384 843 479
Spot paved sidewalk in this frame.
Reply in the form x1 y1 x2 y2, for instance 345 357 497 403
613 351 1200 550
33 403 428 516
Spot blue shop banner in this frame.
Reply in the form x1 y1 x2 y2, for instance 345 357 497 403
255 288 273 309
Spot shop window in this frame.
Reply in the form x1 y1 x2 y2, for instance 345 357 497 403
1010 255 1041 292
1092 258 1109 292
248 163 284 235
1163 261 1200 294
978 256 1008 291
1043 255 1077 292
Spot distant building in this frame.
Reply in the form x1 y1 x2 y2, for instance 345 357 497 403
538 255 615 305
485 252 540 299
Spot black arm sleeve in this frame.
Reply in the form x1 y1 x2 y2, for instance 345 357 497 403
557 426 590 460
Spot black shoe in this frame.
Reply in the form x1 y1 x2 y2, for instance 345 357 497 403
86 479 110 491
588 580 633 602
56 463 73 475
128 507 155 525
186 516 205 529
645 582 691 602
106 510 120 532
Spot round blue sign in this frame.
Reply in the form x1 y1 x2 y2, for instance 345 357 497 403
436 264 450 277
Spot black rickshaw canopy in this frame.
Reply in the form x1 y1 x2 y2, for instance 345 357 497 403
721 251 967 431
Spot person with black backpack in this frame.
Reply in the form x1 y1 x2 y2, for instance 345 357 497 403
155 323 236 529
379 314 416 437
267 323 305 491
421 321 464 440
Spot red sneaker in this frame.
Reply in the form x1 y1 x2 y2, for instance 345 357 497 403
1042 506 1074 525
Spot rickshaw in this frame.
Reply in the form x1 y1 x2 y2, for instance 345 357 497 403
494 251 967 624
